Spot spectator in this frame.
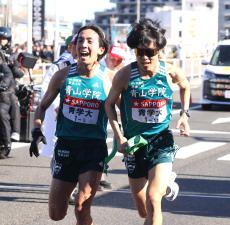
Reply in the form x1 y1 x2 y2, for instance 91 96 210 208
98 43 126 190
0 26 23 158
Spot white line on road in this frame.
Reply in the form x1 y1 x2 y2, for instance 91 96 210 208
172 129 230 135
217 154 230 161
179 193 230 199
102 189 230 200
176 142 226 159
108 126 230 136
212 117 230 124
0 185 49 191
12 142 30 149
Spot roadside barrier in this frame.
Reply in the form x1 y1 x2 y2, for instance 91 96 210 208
22 58 205 85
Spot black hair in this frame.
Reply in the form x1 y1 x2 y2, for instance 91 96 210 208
127 18 167 50
73 24 109 61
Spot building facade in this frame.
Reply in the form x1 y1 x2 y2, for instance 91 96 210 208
94 0 230 42
94 0 181 39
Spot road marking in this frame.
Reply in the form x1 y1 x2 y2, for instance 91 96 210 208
100 189 230 200
12 131 229 160
179 192 230 199
217 154 230 161
172 129 230 135
108 126 230 136
12 142 30 149
106 137 122 156
0 185 49 191
176 142 226 159
212 117 230 124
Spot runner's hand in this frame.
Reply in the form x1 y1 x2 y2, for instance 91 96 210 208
29 128 47 157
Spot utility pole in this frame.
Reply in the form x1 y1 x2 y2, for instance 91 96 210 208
136 0 140 22
27 0 33 53
54 1 60 60
6 0 12 27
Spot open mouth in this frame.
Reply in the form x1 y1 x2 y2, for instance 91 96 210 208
79 52 90 57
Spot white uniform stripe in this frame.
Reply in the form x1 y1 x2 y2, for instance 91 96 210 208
176 142 226 159
106 137 113 143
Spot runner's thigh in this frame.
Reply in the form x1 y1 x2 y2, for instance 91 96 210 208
78 170 102 201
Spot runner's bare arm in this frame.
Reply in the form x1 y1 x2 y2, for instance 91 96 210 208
33 66 70 128
166 63 190 136
167 63 190 111
105 65 130 151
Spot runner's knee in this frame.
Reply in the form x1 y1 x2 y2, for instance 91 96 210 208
147 189 163 207
75 191 92 211
49 209 67 221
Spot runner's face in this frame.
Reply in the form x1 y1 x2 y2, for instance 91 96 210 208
135 41 159 74
76 29 104 64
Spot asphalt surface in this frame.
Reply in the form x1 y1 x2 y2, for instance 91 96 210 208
1 78 230 225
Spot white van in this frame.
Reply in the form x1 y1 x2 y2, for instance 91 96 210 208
201 39 230 110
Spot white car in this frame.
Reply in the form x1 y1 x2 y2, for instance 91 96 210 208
201 39 230 110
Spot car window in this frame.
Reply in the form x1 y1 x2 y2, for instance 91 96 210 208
210 45 230 66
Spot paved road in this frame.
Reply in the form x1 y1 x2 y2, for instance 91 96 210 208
1 79 230 225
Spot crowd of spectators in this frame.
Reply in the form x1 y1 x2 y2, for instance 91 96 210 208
12 42 55 63
32 42 54 63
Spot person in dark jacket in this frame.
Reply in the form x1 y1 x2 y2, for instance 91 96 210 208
0 59 14 159
0 26 24 159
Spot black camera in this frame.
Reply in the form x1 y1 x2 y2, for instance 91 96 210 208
17 52 38 69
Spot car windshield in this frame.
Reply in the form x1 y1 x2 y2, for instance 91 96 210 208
210 45 230 66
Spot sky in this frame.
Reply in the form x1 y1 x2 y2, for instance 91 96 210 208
46 0 115 23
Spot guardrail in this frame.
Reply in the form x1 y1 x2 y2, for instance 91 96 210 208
167 58 204 79
22 58 205 85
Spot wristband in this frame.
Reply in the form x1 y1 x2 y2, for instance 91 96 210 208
180 109 190 118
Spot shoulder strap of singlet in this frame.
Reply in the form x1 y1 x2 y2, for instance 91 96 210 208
158 60 167 76
130 61 140 80
96 63 106 80
68 62 78 77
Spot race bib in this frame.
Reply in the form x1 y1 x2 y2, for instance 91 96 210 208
131 99 168 123
62 95 101 124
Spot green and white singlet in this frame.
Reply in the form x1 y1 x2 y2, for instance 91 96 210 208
56 63 110 140
120 60 174 139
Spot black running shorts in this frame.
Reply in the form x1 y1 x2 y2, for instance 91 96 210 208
51 138 108 182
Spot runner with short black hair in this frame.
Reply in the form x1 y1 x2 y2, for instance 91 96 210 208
29 24 114 225
105 18 190 225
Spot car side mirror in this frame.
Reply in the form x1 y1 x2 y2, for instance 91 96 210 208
201 59 209 65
